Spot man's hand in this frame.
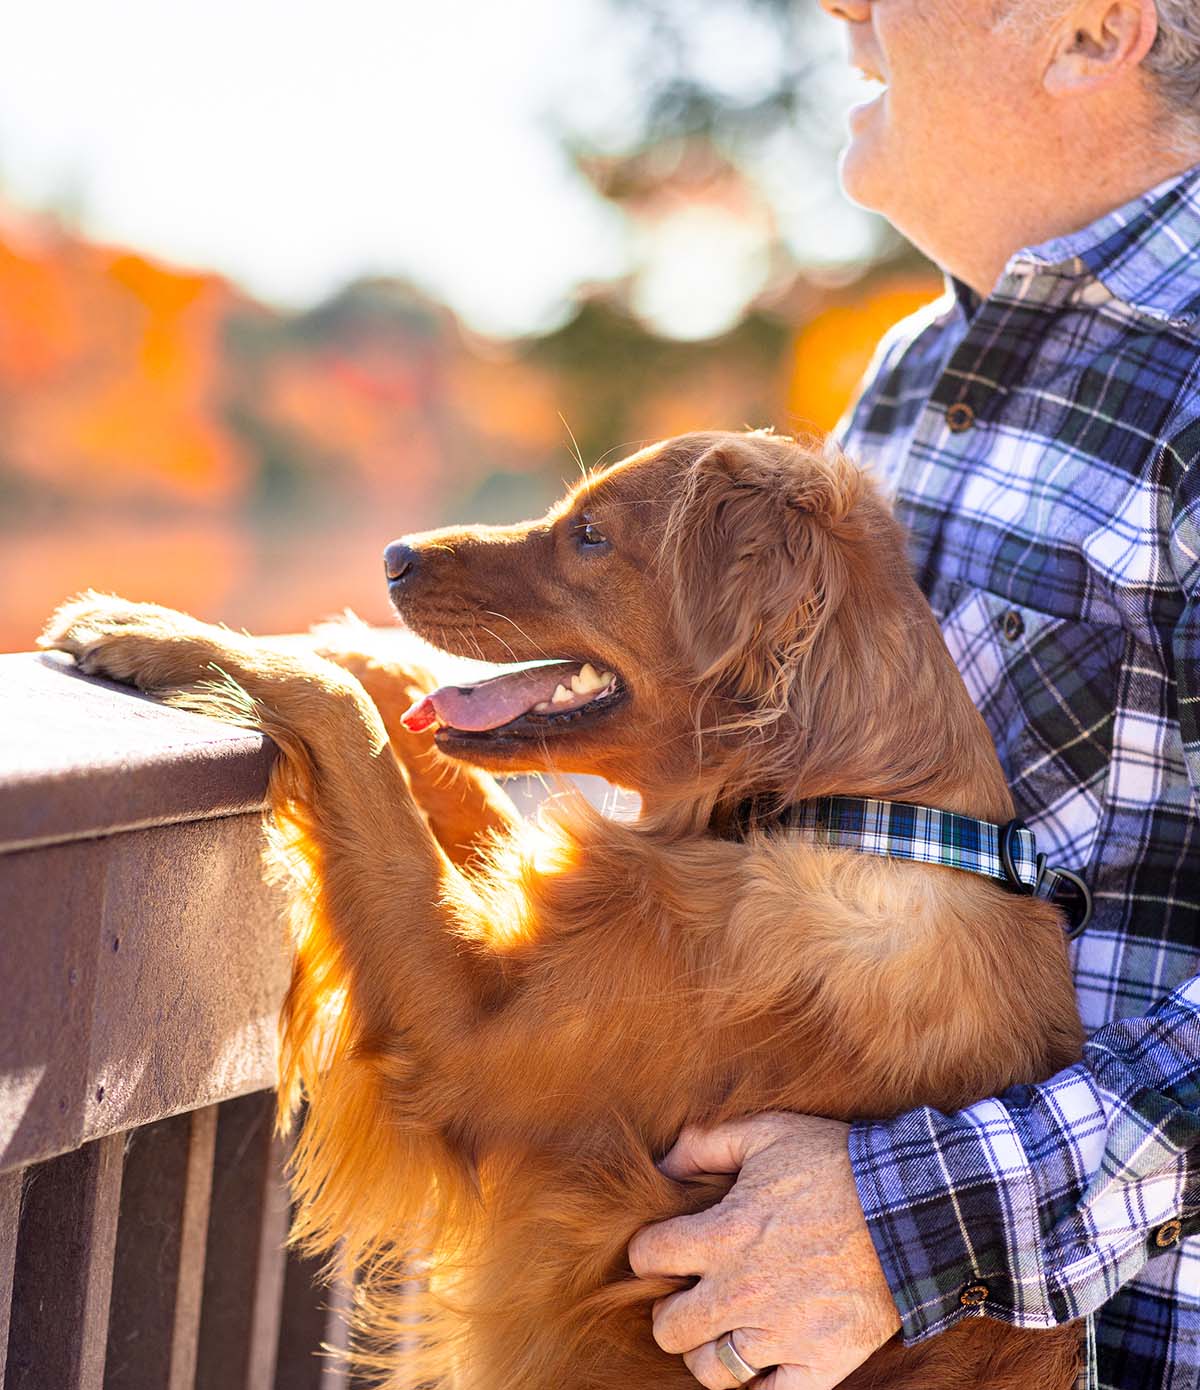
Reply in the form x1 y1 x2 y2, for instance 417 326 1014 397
628 1113 901 1389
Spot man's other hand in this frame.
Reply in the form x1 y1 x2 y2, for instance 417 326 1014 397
628 1113 901 1389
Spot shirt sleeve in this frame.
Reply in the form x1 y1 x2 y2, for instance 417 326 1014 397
849 977 1200 1341
848 441 1200 1343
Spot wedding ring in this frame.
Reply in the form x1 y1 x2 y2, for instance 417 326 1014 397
715 1331 760 1384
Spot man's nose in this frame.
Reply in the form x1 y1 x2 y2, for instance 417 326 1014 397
819 0 871 21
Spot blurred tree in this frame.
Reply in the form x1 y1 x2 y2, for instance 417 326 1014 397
576 0 819 153
534 0 941 455
553 0 927 343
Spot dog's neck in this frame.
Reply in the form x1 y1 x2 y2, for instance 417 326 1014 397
639 580 1015 840
780 591 1014 821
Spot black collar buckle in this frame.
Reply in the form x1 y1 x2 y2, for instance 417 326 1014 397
999 818 1041 894
1041 866 1093 940
999 818 1092 938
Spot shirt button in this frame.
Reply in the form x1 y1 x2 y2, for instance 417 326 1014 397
1001 610 1025 642
960 1281 990 1307
1155 1219 1183 1248
946 402 976 433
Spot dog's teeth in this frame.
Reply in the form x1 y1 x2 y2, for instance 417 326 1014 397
599 671 614 687
552 683 573 704
533 700 554 712
572 663 607 695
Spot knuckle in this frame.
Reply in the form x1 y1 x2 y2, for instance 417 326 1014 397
682 1349 725 1390
657 1326 690 1356
671 1123 703 1157
627 1230 657 1277
652 1308 688 1355
652 1320 677 1354
656 1302 707 1357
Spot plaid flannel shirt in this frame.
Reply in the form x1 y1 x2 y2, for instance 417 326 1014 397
836 165 1200 1389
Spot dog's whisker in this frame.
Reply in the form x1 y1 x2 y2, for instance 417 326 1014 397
559 413 588 484
480 612 551 660
478 625 521 665
589 437 652 471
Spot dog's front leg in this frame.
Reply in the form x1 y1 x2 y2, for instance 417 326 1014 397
293 621 522 868
42 592 505 1260
41 594 492 1047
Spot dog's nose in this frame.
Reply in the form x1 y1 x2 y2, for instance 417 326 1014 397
384 541 419 587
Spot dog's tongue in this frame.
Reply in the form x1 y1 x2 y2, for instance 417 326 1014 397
402 661 584 733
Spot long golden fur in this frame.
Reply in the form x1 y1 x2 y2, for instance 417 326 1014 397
42 430 1084 1388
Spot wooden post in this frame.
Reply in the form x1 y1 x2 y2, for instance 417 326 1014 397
194 1093 289 1390
6 1133 124 1390
0 1168 22 1386
102 1105 218 1390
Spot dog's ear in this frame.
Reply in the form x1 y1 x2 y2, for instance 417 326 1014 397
664 434 863 715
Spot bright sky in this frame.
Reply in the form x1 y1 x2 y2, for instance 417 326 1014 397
0 0 873 338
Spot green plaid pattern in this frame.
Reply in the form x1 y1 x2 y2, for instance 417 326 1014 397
837 165 1200 1390
773 796 1040 883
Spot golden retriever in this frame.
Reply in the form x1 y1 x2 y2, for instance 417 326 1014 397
42 429 1084 1388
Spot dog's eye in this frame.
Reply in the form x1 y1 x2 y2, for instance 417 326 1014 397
576 517 608 548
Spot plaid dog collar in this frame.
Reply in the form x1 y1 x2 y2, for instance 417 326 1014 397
742 795 1092 937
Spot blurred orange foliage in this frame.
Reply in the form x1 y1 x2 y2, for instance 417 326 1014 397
786 276 942 432
0 218 245 507
1 210 939 653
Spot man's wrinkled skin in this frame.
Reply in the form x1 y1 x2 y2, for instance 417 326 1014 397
629 0 1200 1384
629 1115 900 1390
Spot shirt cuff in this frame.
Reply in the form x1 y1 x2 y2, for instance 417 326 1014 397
849 1100 1048 1343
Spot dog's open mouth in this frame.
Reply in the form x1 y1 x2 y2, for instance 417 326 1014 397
401 660 627 743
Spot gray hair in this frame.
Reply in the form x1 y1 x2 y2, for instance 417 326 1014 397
1145 0 1200 122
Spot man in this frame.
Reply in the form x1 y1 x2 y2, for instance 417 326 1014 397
627 1 1200 1387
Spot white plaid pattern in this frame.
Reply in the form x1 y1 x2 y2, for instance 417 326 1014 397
838 165 1200 1389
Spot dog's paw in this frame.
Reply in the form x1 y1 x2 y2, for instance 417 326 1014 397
39 591 235 693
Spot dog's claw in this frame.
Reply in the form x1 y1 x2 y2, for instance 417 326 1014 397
38 591 224 693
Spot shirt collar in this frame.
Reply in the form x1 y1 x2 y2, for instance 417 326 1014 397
1008 162 1200 331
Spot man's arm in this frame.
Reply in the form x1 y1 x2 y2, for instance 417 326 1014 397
852 434 1200 1342
851 974 1200 1341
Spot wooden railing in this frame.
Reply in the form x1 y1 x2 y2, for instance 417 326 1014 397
0 651 351 1389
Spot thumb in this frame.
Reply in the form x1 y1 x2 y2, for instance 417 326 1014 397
658 1117 766 1181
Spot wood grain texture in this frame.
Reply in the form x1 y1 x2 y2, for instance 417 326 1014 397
102 1106 217 1390
195 1093 289 1390
6 1134 124 1390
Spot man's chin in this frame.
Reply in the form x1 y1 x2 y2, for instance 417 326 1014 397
837 135 891 217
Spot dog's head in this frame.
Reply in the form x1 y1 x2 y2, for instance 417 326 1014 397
385 429 957 816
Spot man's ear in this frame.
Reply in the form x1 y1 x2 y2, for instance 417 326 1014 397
664 436 862 709
1044 0 1158 96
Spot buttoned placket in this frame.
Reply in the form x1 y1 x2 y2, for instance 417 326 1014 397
903 258 1104 1390
900 261 1085 592
938 262 1078 434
